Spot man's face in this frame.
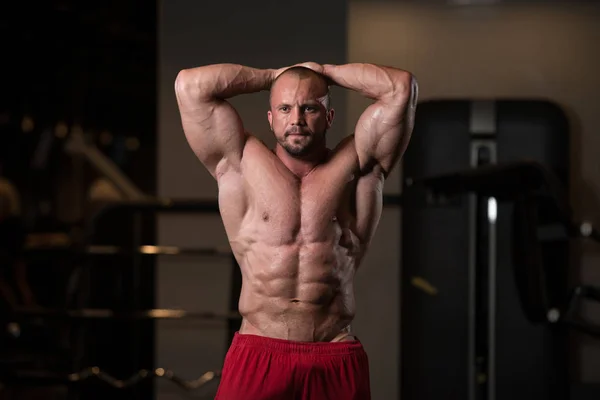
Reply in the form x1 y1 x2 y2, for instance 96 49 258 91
268 74 334 157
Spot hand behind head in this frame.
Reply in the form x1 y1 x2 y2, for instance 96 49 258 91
296 62 324 74
273 62 334 88
275 62 323 78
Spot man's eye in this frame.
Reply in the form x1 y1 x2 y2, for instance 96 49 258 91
304 107 317 113
280 107 289 112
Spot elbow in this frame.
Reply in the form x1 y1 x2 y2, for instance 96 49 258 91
174 69 192 94
174 68 211 100
389 71 417 104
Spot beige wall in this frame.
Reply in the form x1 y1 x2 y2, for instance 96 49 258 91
348 0 600 385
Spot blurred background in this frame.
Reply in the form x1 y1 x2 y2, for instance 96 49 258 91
1 0 599 399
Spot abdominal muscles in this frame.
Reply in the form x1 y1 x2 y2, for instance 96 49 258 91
234 238 358 342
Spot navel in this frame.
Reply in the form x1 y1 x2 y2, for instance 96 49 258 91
262 212 269 222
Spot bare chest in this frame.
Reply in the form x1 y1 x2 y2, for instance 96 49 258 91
245 167 356 244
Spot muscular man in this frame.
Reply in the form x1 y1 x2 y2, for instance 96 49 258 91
175 62 417 399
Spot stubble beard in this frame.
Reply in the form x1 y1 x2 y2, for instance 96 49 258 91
280 130 326 158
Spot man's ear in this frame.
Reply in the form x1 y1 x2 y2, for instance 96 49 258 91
267 110 273 128
326 108 335 129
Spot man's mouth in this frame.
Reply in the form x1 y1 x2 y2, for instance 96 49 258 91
286 129 308 136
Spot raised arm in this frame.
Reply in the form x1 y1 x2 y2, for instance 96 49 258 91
322 63 418 177
174 64 276 178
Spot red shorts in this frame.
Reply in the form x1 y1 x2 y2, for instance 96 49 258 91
215 333 371 400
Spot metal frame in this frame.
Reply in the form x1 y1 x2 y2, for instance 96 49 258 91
3 195 408 397
73 200 235 400
468 101 498 400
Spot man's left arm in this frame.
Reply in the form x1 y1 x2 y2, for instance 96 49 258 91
323 63 418 177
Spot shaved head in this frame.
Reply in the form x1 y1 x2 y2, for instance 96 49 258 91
270 67 331 110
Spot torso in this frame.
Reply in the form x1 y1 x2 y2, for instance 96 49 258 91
217 135 383 342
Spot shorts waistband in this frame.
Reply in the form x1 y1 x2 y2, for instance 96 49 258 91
231 332 364 355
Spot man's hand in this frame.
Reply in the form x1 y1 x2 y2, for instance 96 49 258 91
296 62 324 74
273 62 325 81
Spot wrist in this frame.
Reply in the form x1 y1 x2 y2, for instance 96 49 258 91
322 64 339 86
266 68 278 86
322 64 336 74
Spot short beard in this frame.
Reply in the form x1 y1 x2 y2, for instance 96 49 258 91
279 130 326 158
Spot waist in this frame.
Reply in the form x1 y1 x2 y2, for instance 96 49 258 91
238 293 355 342
230 332 364 355
239 312 354 342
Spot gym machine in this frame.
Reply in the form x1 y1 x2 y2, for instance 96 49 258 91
400 99 599 400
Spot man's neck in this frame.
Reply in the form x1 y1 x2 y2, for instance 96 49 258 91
275 145 329 179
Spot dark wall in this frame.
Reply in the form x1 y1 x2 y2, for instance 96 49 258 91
1 2 157 221
1 3 158 400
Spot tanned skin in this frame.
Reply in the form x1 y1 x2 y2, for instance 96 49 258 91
175 61 417 342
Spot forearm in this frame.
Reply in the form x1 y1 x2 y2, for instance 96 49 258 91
175 63 275 101
322 63 412 101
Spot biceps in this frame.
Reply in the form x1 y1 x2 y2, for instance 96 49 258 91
179 99 246 178
354 101 413 177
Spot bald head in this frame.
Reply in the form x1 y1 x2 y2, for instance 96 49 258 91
270 67 331 110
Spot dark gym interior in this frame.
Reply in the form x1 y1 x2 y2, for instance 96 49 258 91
1 1 599 399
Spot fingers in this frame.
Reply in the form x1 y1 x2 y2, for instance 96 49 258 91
272 62 328 82
321 64 337 86
297 62 324 74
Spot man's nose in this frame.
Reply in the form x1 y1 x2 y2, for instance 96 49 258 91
290 106 305 125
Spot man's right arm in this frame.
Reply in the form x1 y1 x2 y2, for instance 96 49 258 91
174 64 275 178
